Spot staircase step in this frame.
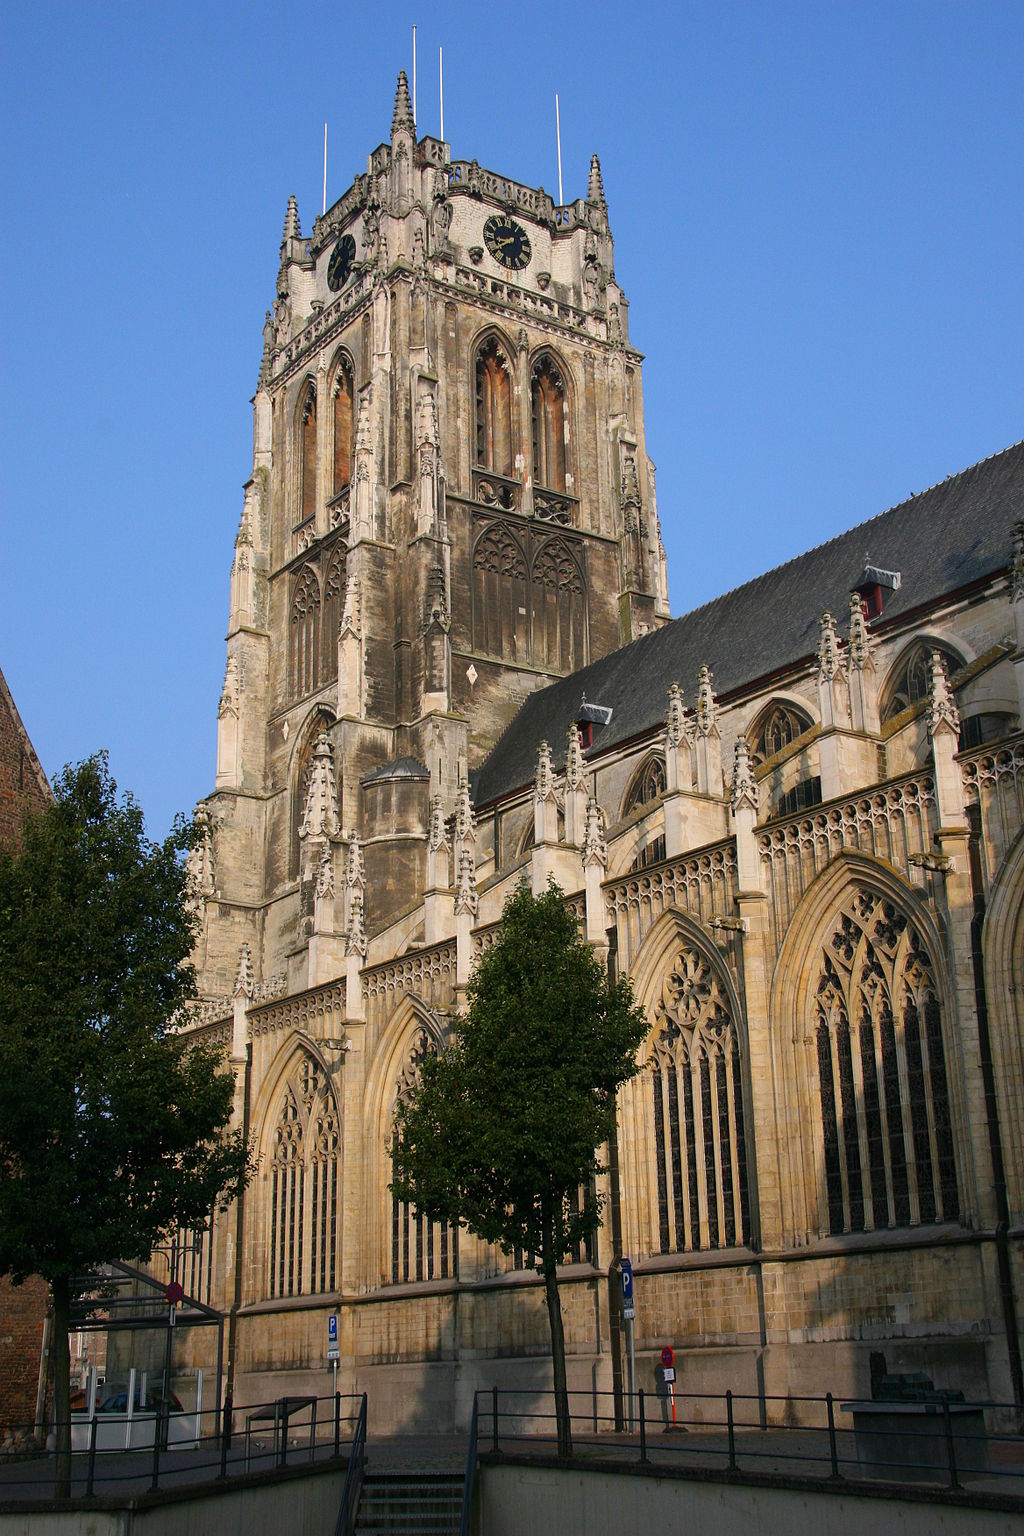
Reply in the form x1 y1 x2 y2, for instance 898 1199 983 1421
354 1470 465 1536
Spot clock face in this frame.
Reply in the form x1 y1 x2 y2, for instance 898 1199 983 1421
327 233 356 291
483 214 531 271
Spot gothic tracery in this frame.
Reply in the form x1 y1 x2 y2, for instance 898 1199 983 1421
268 1055 340 1299
813 888 958 1235
647 945 750 1254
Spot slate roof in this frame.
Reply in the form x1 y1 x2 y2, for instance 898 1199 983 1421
473 439 1024 808
361 756 429 783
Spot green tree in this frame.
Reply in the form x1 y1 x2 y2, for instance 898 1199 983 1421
391 880 647 1456
0 756 249 1495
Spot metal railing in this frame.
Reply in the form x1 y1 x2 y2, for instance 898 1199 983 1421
334 1392 367 1536
477 1387 1024 1499
0 1391 363 1503
459 1390 479 1536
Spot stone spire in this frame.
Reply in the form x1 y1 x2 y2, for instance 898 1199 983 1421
927 650 960 738
1012 518 1024 605
454 773 475 849
535 741 555 802
565 722 585 791
454 846 479 917
693 666 723 798
847 592 879 736
315 839 335 900
581 794 608 869
817 612 842 684
300 733 340 840
428 794 449 855
345 830 366 891
391 69 415 137
730 739 759 817
848 592 870 670
588 153 606 209
346 891 367 957
694 666 717 738
665 681 687 748
282 193 301 243
233 943 255 1000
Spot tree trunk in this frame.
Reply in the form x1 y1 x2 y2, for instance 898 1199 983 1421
543 1261 572 1457
51 1274 72 1498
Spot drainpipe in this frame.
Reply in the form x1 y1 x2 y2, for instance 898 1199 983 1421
605 926 625 1432
966 805 1023 1413
225 1041 253 1424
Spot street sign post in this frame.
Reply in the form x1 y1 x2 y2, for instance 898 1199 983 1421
620 1259 636 1430
661 1346 678 1427
327 1313 339 1395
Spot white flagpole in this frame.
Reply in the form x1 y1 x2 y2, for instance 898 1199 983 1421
555 94 563 205
439 45 444 142
412 25 417 128
322 123 327 215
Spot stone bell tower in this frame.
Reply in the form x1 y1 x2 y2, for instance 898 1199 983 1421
193 73 669 993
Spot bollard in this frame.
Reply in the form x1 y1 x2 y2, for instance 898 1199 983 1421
943 1399 959 1490
826 1393 840 1479
639 1389 648 1463
727 1390 736 1470
492 1386 499 1453
86 1415 98 1497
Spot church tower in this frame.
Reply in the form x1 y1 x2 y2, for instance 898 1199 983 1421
197 73 668 991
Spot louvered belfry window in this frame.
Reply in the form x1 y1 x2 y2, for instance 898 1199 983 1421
476 339 512 478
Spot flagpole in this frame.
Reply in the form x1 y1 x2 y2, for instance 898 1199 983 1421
555 94 563 205
439 45 444 142
322 122 327 215
412 25 417 128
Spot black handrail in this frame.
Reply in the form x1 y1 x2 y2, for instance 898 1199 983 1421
334 1391 367 1536
459 1391 479 1536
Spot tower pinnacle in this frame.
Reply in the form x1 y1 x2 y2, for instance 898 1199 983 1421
392 70 415 137
282 193 301 243
587 153 606 208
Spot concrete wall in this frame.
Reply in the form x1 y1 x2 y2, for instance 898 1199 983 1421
0 1461 347 1536
477 1459 1021 1536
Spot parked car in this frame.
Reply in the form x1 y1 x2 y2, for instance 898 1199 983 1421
98 1385 184 1414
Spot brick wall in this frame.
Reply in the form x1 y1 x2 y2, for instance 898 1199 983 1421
0 665 51 1433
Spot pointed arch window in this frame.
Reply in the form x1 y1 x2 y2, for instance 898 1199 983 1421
814 889 958 1235
389 1027 458 1285
475 338 513 479
881 641 962 724
531 537 585 672
531 356 567 491
290 565 321 699
623 753 667 817
268 1055 340 1299
332 361 354 497
300 385 317 524
322 546 346 685
647 947 750 1253
748 701 813 767
472 524 528 661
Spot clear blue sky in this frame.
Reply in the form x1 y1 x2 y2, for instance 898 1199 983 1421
2 1 1022 837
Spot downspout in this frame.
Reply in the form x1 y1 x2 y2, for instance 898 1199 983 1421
224 1041 253 1421
605 925 625 1432
966 805 1023 1412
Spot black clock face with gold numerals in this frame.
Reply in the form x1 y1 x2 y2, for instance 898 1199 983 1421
327 233 356 291
483 214 531 271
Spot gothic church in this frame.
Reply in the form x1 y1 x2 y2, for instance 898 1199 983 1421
179 73 1024 1427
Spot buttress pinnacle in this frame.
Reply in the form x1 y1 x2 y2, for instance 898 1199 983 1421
588 153 606 208
392 70 415 137
282 194 301 243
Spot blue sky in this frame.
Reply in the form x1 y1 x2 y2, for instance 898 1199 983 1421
2 1 1022 836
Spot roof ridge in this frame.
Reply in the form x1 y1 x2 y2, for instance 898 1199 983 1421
667 436 1024 628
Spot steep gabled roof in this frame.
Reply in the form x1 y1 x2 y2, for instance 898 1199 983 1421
473 439 1023 807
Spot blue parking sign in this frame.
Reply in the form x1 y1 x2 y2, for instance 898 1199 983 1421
328 1313 338 1343
619 1258 633 1301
